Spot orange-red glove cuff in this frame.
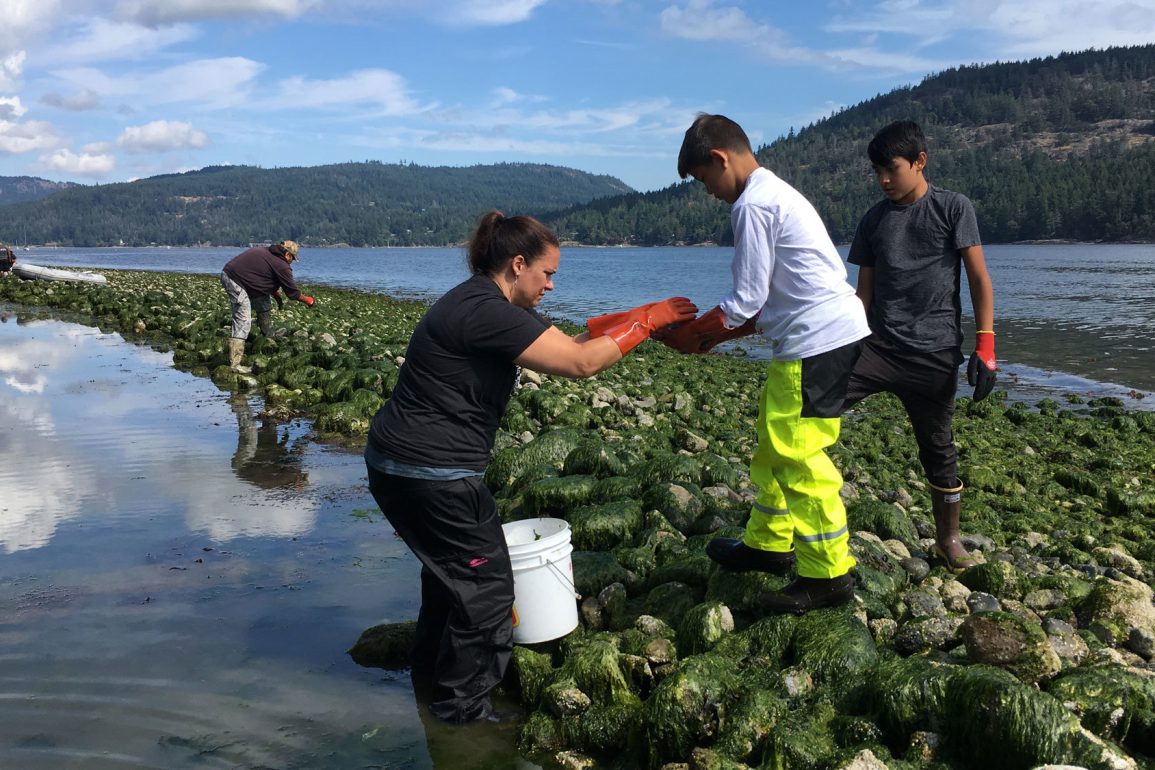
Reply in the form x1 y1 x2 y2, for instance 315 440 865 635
605 319 650 356
587 310 630 339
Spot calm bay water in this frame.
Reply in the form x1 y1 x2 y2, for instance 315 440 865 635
20 242 1155 402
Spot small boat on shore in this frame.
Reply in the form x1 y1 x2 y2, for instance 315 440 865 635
12 263 108 284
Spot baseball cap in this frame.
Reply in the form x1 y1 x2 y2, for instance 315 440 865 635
279 240 300 259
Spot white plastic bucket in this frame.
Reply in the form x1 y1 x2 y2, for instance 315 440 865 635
502 517 580 644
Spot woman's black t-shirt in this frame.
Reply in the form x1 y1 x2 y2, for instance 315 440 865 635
367 274 551 470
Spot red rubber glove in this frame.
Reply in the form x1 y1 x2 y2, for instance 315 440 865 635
300 295 315 307
587 300 673 338
967 331 996 401
660 306 758 354
603 297 698 355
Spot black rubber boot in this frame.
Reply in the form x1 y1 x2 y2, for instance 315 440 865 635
705 537 795 575
930 481 977 574
759 573 855 614
256 311 274 337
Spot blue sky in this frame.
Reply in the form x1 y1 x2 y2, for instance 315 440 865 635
1 0 1153 193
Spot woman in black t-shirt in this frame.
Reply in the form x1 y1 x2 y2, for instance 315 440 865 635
364 210 695 724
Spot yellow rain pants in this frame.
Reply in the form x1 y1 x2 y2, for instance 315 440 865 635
741 358 855 579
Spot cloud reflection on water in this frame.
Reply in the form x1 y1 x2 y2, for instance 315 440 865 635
0 314 321 552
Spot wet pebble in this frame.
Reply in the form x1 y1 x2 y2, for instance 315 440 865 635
966 591 1002 614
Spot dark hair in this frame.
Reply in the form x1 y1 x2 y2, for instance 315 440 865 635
466 210 559 276
867 120 927 166
677 113 752 178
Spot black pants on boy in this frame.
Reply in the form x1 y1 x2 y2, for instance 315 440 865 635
841 334 960 488
365 466 515 724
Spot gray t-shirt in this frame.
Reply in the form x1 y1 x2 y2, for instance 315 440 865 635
848 184 981 357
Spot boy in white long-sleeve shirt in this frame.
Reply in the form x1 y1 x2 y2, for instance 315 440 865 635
663 113 870 612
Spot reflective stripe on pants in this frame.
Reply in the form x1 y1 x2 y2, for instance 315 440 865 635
744 357 856 579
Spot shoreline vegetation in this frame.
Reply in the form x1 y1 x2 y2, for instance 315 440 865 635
5 270 1155 769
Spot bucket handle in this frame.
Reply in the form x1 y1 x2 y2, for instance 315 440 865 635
545 557 581 601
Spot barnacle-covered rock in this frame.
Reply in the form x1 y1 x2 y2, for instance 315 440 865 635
959 611 1062 684
957 559 1027 601
643 653 742 765
676 601 735 656
642 481 706 534
1076 573 1155 644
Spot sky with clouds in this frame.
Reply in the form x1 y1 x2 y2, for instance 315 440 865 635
0 0 1152 193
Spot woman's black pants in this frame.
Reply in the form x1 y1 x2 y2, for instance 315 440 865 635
366 465 515 723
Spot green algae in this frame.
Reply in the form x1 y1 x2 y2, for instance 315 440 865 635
792 609 879 704
1046 665 1155 747
862 655 953 740
676 601 734 656
846 499 920 548
568 499 644 551
942 664 1135 769
643 653 742 766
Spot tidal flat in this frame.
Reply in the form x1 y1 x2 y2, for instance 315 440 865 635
3 269 1155 770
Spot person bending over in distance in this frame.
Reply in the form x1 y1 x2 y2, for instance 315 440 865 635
219 239 314 373
842 119 996 573
363 210 696 724
661 113 870 614
0 246 15 275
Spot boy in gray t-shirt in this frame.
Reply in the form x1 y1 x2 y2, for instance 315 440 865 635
843 120 996 573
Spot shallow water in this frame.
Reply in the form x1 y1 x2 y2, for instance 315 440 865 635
0 312 538 769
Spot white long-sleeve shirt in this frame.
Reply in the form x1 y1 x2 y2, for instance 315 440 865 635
719 167 869 361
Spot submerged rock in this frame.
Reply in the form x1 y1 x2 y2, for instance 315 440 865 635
346 620 416 669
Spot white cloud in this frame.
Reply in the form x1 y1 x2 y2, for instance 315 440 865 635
51 18 199 64
276 69 424 114
41 88 102 111
489 86 548 107
660 0 822 64
40 148 116 176
0 50 26 90
446 0 548 25
0 97 28 120
825 1 1155 61
117 120 208 152
53 57 265 109
986 0 1155 55
0 118 58 155
116 0 317 26
0 0 63 57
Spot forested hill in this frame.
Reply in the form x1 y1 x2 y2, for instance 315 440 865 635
0 176 77 208
0 162 632 247
543 44 1155 246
